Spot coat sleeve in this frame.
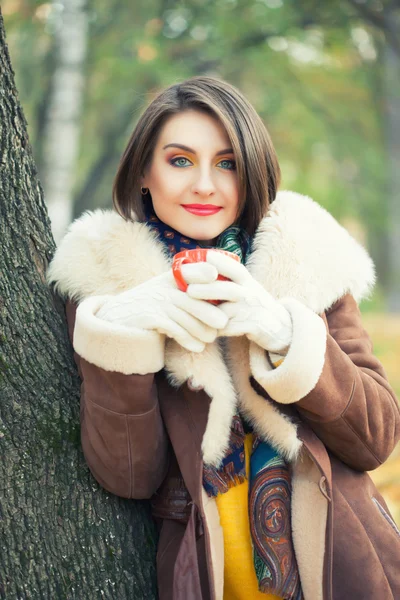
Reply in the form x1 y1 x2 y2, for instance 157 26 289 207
249 293 400 471
66 299 170 499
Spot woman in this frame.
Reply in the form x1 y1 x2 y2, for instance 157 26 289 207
47 76 400 600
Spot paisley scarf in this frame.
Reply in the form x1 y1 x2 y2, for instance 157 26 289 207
144 201 303 600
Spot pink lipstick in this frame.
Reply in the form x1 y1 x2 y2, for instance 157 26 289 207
182 204 222 216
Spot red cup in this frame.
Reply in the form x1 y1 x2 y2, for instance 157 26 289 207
172 248 240 305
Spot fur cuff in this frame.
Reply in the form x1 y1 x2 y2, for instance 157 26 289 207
73 295 165 375
249 298 327 404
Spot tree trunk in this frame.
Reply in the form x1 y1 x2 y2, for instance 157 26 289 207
0 11 158 600
383 7 400 311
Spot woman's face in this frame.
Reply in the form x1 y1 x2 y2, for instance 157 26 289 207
141 109 240 244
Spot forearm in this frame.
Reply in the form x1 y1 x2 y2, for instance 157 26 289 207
80 359 170 498
296 309 400 470
67 300 170 498
249 294 400 470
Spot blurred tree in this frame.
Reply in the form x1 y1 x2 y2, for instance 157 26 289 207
298 0 400 309
41 0 89 243
0 11 158 599
381 6 400 310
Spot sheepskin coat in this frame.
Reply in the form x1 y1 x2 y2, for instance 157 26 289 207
47 190 400 600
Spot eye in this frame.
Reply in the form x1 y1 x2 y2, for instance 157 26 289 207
170 157 192 168
217 159 236 171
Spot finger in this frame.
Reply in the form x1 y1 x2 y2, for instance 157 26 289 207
219 301 254 324
155 316 206 353
166 304 218 344
173 291 229 329
187 281 245 303
217 303 249 338
218 301 240 319
180 262 219 284
206 251 250 285
219 322 247 338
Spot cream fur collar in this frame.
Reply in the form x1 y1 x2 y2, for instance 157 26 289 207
47 190 375 466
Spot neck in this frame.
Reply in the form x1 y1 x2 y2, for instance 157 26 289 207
197 237 217 247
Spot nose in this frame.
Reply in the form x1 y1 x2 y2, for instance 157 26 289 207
191 167 216 197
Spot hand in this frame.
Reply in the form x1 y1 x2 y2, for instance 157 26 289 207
95 262 227 353
186 251 293 353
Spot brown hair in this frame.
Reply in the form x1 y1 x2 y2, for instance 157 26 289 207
112 76 281 236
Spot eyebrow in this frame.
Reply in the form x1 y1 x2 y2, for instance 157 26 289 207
162 143 234 156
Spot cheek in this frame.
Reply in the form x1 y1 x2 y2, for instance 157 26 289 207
226 180 240 213
152 167 187 199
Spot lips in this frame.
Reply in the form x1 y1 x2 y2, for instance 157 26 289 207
182 204 222 216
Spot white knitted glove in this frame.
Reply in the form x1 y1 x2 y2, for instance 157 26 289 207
96 262 226 353
186 251 293 354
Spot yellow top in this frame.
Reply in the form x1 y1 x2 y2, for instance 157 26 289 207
214 432 283 600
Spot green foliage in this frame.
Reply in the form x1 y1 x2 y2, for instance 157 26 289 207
360 283 386 314
3 0 399 307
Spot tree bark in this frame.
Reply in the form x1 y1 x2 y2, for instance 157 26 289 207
0 11 158 600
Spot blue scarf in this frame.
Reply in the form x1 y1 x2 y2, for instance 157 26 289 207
144 202 303 600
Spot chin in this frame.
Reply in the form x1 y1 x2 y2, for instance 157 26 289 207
187 228 222 243
182 221 225 239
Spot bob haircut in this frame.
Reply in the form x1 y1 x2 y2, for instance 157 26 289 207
112 76 281 236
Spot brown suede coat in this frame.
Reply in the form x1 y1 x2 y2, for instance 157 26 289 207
66 295 400 600
47 191 400 600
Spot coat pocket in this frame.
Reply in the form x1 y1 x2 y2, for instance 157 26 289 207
372 497 400 538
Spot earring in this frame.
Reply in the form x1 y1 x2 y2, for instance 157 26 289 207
141 187 149 195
